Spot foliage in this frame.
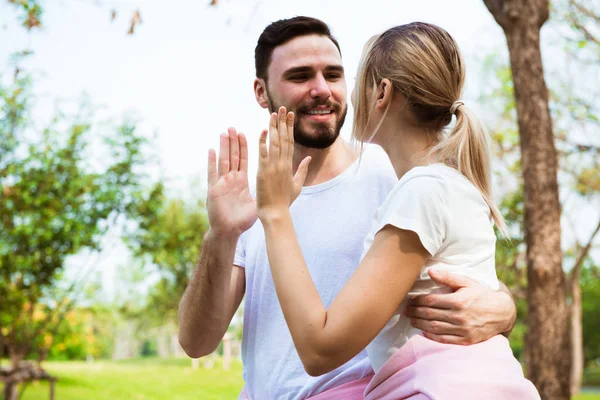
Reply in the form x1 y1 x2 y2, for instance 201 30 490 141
581 264 600 365
5 0 221 34
123 186 209 328
44 306 116 361
6 0 42 30
0 68 153 365
558 0 600 58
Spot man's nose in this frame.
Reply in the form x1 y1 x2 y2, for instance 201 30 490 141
309 74 332 99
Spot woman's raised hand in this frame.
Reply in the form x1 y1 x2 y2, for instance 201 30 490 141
256 106 311 222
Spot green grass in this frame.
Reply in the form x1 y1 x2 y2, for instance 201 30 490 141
18 357 244 400
13 358 600 400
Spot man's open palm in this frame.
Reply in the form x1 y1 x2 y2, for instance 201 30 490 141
207 128 257 237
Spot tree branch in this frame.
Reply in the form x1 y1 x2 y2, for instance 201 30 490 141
567 0 600 46
569 0 600 24
570 218 600 284
571 19 600 46
483 0 511 29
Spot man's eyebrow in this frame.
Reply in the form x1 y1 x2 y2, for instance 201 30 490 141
282 65 345 77
282 66 313 77
325 65 344 73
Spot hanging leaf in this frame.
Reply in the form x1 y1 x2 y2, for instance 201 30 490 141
127 10 142 35
25 8 41 29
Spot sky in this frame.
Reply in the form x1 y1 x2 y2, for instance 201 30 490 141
1 0 506 192
1 0 597 298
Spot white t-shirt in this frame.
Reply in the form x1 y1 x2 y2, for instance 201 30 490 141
361 163 500 371
233 145 397 400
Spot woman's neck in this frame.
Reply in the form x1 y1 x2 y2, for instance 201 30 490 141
378 120 438 179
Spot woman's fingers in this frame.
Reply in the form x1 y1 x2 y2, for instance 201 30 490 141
276 107 295 164
286 111 295 144
293 156 311 190
269 111 279 164
258 129 268 171
278 107 288 160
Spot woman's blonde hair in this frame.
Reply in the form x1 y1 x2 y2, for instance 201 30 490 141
352 22 506 233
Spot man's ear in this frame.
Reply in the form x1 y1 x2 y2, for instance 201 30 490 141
375 78 393 110
254 78 269 109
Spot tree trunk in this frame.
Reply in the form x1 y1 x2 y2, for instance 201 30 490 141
4 382 18 400
3 344 25 400
570 276 583 396
483 1 571 398
7 345 25 370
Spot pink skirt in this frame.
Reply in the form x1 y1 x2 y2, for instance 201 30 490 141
364 334 540 400
238 375 372 400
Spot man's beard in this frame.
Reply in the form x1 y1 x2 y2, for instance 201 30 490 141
267 95 347 149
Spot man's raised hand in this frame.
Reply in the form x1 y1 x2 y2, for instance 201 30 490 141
206 127 257 238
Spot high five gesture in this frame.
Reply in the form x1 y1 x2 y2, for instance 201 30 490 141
256 107 311 221
207 128 257 238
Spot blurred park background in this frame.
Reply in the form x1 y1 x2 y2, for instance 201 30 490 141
1 0 599 399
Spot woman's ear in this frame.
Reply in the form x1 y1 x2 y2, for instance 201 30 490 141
375 78 393 110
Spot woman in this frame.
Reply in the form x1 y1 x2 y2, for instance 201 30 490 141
255 22 539 399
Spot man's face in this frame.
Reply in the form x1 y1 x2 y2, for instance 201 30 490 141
258 34 347 149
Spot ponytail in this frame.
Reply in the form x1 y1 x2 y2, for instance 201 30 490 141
432 105 508 237
350 22 508 237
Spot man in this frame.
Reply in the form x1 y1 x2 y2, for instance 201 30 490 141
179 16 516 399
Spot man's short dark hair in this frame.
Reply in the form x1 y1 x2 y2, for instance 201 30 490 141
255 16 341 81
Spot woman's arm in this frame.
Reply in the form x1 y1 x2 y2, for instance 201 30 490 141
256 108 429 376
263 217 428 375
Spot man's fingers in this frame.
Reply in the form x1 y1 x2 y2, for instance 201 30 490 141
239 132 248 173
407 293 458 310
428 269 476 290
258 129 268 170
404 305 457 324
218 133 230 177
228 127 240 172
421 331 473 345
269 112 279 163
410 318 464 336
207 149 217 186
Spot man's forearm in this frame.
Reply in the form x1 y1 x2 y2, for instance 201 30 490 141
178 230 239 358
498 281 517 337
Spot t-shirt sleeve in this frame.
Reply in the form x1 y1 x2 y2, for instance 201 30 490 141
233 231 247 268
379 174 448 256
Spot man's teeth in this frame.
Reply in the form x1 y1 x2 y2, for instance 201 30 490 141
305 110 333 115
